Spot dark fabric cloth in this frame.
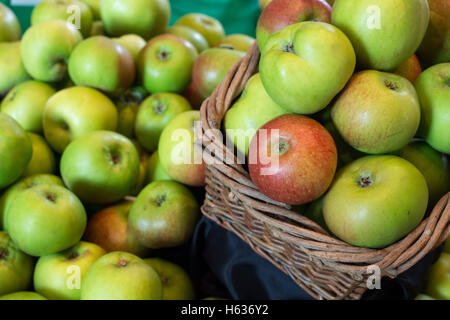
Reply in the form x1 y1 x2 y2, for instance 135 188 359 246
189 216 442 300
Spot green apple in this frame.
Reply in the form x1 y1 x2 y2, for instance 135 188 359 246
21 20 82 82
84 201 149 257
175 13 225 47
158 110 205 186
135 93 192 152
112 34 147 64
100 0 170 40
166 25 209 53
0 42 31 97
79 0 100 20
415 293 436 300
34 241 106 300
68 36 135 96
224 73 289 157
425 252 450 300
21 133 56 178
129 180 199 249
0 3 20 42
43 86 118 154
138 34 198 94
89 20 104 36
5 184 87 256
0 113 32 189
81 251 162 300
145 151 172 184
215 34 255 52
115 86 149 139
0 174 64 229
256 0 332 51
0 292 47 300
259 22 356 114
192 47 246 100
303 197 328 231
323 155 429 249
417 0 450 67
129 140 150 196
143 258 195 300
60 131 140 204
331 0 430 70
31 0 93 38
0 231 34 296
1 81 56 133
396 140 449 206
331 70 421 154
414 63 450 154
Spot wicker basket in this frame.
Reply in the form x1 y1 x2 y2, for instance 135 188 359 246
196 43 450 300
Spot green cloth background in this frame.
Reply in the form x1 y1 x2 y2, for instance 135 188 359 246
2 0 261 37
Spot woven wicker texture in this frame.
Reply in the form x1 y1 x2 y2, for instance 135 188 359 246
196 43 450 300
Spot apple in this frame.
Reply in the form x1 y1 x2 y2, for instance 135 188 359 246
0 174 64 229
138 34 198 94
112 34 147 64
0 42 31 97
425 252 450 300
34 241 106 300
145 151 172 184
0 3 20 42
323 155 429 249
325 0 334 5
415 293 436 300
68 36 135 96
135 93 192 152
259 22 356 114
4 184 87 256
60 131 140 204
0 231 34 296
0 113 32 189
1 81 55 133
84 201 148 257
31 0 93 38
396 140 449 207
259 0 273 10
166 25 209 53
129 180 200 249
417 0 450 67
393 55 422 84
100 0 170 40
192 47 246 100
331 70 421 154
303 197 328 231
21 133 56 178
256 0 332 50
81 251 162 300
175 13 225 47
0 292 47 300
115 86 149 139
21 20 82 82
331 0 429 70
158 110 206 186
248 114 337 205
43 86 118 154
79 0 100 20
215 34 255 52
414 63 450 154
224 73 290 157
143 258 195 300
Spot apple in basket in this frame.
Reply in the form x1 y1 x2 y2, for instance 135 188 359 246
248 114 338 205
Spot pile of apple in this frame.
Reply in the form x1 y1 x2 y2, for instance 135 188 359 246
224 0 449 253
0 0 254 300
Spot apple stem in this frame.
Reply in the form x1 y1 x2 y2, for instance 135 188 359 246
157 50 170 61
384 80 399 91
283 43 295 53
118 258 128 267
